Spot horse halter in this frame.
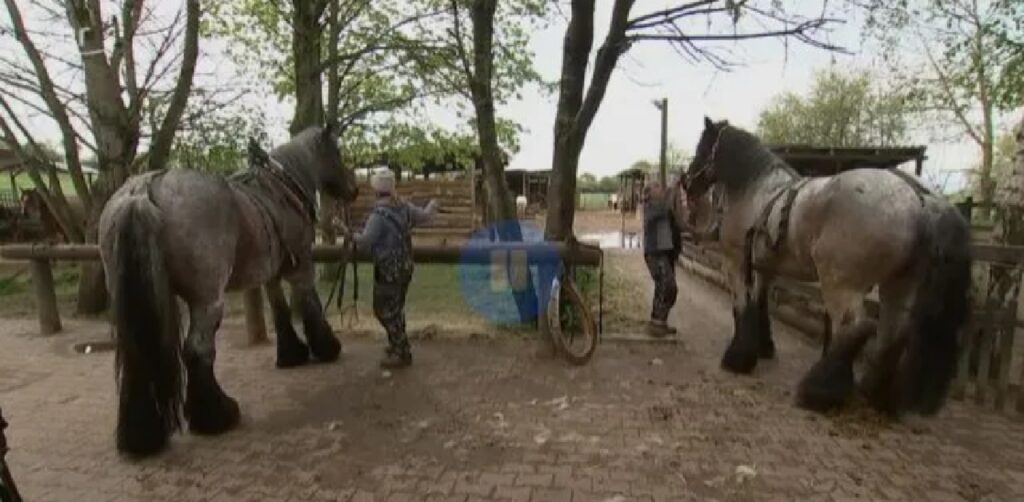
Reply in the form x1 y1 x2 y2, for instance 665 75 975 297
685 124 728 194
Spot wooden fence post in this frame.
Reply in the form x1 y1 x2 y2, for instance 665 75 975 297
243 288 268 345
30 258 61 334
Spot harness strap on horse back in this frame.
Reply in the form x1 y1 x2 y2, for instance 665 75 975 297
743 176 810 288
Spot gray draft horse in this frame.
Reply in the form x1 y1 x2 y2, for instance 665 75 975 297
99 126 358 456
683 117 971 417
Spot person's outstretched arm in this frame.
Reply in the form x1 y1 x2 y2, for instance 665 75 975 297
409 199 440 227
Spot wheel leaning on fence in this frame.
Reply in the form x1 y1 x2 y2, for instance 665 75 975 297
546 269 598 365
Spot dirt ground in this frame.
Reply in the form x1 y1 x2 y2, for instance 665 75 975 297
2 209 1024 501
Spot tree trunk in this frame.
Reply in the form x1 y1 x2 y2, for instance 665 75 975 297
291 0 327 134
980 138 995 215
546 139 583 240
76 263 108 315
467 0 537 322
76 176 117 315
544 0 633 241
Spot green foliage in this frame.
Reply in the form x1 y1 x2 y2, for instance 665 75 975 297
171 97 270 174
989 128 1020 194
577 173 618 193
207 0 549 170
757 67 910 147
861 0 1022 122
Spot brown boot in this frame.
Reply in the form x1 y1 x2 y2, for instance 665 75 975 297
646 320 677 338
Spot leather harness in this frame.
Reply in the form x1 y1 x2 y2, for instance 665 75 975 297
741 161 931 289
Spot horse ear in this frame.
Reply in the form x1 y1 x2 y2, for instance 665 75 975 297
704 116 714 130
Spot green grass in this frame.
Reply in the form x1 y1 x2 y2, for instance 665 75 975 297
0 173 78 197
0 258 623 339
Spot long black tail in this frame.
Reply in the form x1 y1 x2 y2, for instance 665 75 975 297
899 204 972 415
110 197 183 456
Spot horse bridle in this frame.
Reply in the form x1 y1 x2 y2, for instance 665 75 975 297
684 124 729 195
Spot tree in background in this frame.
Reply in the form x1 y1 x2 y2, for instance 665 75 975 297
411 0 549 228
544 0 845 241
1 0 201 312
860 0 1023 209
757 68 910 147
171 98 271 174
577 173 617 193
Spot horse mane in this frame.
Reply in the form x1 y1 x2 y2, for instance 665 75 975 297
717 126 789 190
269 127 325 192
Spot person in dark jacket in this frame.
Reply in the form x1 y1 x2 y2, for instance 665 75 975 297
642 179 681 337
348 168 439 368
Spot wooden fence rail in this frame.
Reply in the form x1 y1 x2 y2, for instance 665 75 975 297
679 238 1024 416
0 242 602 339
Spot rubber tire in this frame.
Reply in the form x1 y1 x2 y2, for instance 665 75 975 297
546 274 598 366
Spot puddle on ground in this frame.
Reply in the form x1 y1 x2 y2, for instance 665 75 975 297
578 231 641 249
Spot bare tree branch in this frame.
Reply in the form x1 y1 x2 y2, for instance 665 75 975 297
3 0 92 207
146 0 199 173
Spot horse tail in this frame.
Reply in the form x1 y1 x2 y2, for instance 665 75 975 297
109 195 183 456
900 203 971 415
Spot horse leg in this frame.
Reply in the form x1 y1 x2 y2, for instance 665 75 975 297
796 287 876 412
183 299 241 435
288 272 342 363
267 280 310 368
721 266 770 374
755 276 775 359
860 276 916 416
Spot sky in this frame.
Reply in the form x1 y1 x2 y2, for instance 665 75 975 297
485 2 981 189
2 1 1000 193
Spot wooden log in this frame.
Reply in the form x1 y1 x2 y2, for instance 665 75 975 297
243 288 268 345
1 244 99 261
1 242 602 267
30 258 61 334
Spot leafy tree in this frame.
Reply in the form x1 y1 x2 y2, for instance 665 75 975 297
757 68 910 147
208 0 543 171
860 0 1023 207
171 98 271 174
1 0 202 312
543 0 845 240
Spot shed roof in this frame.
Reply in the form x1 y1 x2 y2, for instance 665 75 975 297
767 144 927 176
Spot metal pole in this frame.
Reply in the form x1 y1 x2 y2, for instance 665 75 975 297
655 98 668 185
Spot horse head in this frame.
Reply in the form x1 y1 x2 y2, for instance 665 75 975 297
275 126 359 206
316 124 358 204
684 116 729 199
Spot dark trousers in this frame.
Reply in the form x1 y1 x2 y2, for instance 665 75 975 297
373 269 413 357
644 252 678 322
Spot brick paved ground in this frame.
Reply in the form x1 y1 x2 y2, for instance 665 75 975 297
2 252 1024 501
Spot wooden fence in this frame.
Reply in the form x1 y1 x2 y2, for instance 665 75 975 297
0 241 602 341
678 239 1024 416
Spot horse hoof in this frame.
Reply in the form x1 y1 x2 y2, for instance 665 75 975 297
116 417 172 458
309 333 342 363
796 359 853 413
721 345 758 374
276 340 311 368
187 394 241 436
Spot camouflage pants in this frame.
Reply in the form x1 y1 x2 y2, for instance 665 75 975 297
373 261 413 357
644 252 678 322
